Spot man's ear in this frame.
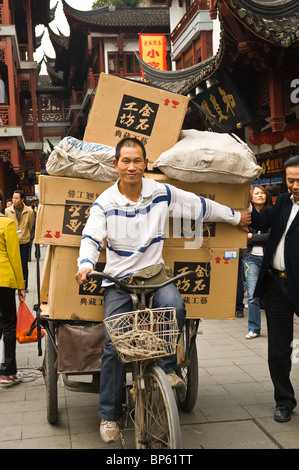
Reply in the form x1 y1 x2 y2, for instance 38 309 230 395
113 158 119 170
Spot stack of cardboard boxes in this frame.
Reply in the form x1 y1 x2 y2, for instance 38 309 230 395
145 173 248 320
36 74 248 323
36 175 112 321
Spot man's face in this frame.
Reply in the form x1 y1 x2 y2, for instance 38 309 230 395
12 193 23 209
286 166 299 202
113 145 148 186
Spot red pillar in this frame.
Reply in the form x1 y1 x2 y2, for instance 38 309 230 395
0 160 5 197
269 68 285 132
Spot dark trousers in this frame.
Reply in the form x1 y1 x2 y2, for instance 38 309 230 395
20 242 30 290
236 258 244 314
0 287 17 376
99 283 186 421
264 273 297 411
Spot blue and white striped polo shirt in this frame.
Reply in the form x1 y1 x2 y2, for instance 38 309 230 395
77 178 240 282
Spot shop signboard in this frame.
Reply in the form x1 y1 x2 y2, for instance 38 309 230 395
192 71 252 132
252 152 290 185
139 34 167 72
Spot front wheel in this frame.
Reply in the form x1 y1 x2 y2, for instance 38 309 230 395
135 364 181 449
42 323 58 424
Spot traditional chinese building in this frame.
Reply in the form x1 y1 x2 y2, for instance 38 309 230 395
138 0 299 188
169 0 215 69
37 0 171 151
0 0 53 203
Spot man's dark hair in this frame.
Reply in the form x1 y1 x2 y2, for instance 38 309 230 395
284 155 299 170
115 137 146 161
13 189 25 199
0 191 2 202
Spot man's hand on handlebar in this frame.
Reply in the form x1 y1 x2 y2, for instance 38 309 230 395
75 267 92 285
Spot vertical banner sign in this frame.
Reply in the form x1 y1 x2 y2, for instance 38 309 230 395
139 34 167 79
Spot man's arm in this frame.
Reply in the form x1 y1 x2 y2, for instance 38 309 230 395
28 207 35 232
204 198 251 231
168 184 251 230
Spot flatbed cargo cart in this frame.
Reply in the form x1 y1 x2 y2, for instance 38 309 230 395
34 245 200 449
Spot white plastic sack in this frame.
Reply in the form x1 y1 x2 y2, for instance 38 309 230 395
152 129 262 184
46 136 118 181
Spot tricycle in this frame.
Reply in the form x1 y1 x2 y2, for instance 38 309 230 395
34 245 200 449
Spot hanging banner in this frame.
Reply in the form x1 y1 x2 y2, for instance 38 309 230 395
139 34 167 75
192 71 252 133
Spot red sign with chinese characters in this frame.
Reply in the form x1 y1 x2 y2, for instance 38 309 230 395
139 34 167 73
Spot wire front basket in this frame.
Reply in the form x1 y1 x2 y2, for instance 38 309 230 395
104 308 179 363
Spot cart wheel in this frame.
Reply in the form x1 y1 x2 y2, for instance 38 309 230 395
176 340 198 412
43 323 58 424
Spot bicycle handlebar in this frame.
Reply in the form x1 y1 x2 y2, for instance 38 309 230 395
86 270 197 292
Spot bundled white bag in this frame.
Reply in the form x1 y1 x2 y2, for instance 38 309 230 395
46 136 118 181
152 129 262 184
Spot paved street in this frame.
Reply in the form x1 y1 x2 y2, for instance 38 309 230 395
1 245 299 450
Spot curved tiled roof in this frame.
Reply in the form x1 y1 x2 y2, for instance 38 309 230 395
49 1 58 22
48 25 69 50
226 0 299 48
35 29 45 49
37 74 66 92
136 0 299 94
135 45 223 95
62 0 169 29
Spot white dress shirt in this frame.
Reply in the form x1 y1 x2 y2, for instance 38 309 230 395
272 195 299 271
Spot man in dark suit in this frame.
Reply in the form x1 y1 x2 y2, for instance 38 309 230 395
251 155 299 423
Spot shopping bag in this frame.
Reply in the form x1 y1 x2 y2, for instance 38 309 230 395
16 301 45 344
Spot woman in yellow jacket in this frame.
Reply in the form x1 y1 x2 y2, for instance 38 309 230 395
0 192 26 385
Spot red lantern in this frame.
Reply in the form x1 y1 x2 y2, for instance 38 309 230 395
284 120 299 144
260 129 284 145
249 137 262 146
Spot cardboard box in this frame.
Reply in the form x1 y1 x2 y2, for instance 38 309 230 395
40 245 52 303
42 244 238 321
83 74 189 164
47 246 106 321
163 246 239 319
40 303 50 318
145 172 249 249
34 175 114 247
